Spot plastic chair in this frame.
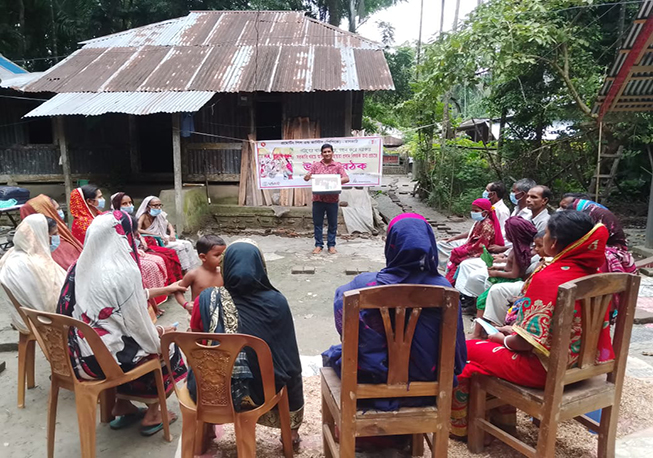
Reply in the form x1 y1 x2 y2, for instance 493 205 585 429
160 332 294 458
467 272 641 457
320 284 461 458
22 308 172 458
1 284 37 408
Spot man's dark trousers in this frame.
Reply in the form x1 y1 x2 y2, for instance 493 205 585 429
312 201 338 248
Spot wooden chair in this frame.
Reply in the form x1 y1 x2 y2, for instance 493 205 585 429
320 284 461 458
468 272 641 458
160 331 294 458
22 308 172 458
1 284 37 408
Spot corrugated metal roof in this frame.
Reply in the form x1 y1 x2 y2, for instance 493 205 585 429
24 91 215 117
0 72 44 91
594 1 653 115
0 55 28 80
24 11 394 95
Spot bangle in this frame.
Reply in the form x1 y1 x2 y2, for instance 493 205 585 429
503 336 514 351
183 301 190 310
156 325 164 336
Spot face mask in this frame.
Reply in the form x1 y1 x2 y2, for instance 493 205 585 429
50 235 60 252
96 198 105 210
150 208 162 217
122 205 134 214
470 211 486 222
510 192 519 205
556 207 564 212
482 190 490 199
57 209 65 220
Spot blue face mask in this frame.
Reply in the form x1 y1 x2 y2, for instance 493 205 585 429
470 211 486 222
150 208 162 217
96 198 105 210
50 234 60 252
122 205 134 214
57 209 65 220
510 192 520 205
482 190 490 200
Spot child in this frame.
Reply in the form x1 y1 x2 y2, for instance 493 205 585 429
175 234 227 313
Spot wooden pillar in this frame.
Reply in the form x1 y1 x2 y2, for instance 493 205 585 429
646 173 653 249
171 114 184 234
54 116 73 225
344 91 353 136
128 115 141 177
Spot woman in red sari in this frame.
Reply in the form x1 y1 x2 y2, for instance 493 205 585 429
20 194 83 270
111 192 182 284
70 185 105 244
450 211 613 437
446 198 504 284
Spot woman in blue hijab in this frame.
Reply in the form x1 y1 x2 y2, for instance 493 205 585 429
322 212 467 411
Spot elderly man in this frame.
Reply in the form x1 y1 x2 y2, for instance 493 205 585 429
510 178 535 219
526 185 552 232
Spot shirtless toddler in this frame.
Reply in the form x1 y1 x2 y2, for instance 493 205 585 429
175 234 226 313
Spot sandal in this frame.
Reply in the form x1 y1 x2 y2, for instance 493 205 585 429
140 414 177 437
109 408 147 430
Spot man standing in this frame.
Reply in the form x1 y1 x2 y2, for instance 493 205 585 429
304 143 350 254
526 185 552 231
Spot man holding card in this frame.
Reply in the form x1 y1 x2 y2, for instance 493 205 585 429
304 143 350 254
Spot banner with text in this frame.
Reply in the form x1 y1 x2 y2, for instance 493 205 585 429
255 136 383 190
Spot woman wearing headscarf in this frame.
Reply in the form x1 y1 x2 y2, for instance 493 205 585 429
20 194 83 270
112 192 183 284
188 240 304 446
470 216 537 338
0 214 66 333
568 199 636 275
56 211 187 435
323 213 467 412
70 184 105 244
445 198 504 284
450 211 613 438
135 196 199 272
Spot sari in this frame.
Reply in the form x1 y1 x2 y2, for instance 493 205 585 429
572 199 636 274
0 215 66 333
450 224 613 437
135 196 199 271
322 213 468 411
190 240 304 429
446 198 504 284
70 188 97 245
56 211 186 401
20 194 83 270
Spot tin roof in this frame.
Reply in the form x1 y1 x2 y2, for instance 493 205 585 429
24 11 394 95
0 72 44 91
595 1 653 117
0 55 28 81
24 91 215 117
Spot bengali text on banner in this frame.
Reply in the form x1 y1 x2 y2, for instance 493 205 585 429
255 136 383 190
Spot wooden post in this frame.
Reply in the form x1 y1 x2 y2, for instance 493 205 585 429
172 114 184 234
54 116 73 225
595 121 603 201
646 168 653 249
128 115 141 177
344 91 353 136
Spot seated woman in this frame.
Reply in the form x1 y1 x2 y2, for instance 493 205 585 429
188 240 304 446
57 211 188 435
70 184 105 244
323 213 467 411
450 211 613 438
0 214 66 333
135 196 199 272
446 198 504 284
20 194 83 270
470 216 537 339
112 193 183 284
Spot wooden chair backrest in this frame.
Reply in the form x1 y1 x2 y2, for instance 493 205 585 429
21 308 126 385
341 284 460 402
546 273 640 386
161 332 278 423
1 283 32 333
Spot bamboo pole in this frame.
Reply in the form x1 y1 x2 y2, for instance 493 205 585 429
595 121 603 201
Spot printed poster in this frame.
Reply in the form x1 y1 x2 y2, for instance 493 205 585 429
255 136 383 190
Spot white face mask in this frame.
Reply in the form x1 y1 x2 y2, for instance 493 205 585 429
57 209 65 220
470 211 486 222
